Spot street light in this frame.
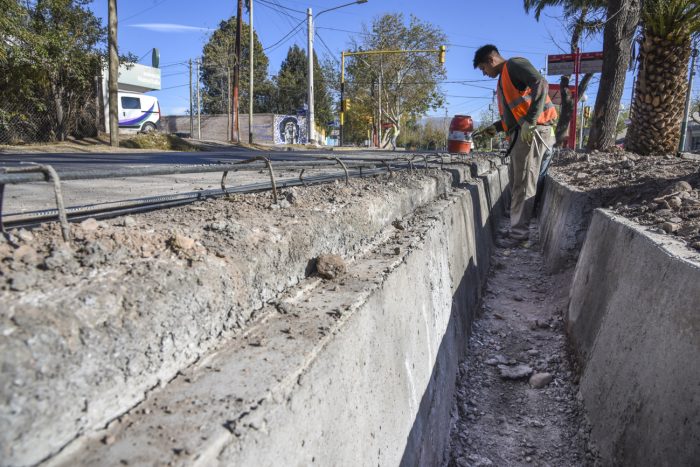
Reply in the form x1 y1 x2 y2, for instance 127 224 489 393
307 0 368 145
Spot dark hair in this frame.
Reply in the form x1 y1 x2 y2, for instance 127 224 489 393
473 44 499 68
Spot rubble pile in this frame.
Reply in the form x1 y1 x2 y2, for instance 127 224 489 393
551 149 700 251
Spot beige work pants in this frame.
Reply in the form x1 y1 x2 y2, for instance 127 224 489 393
508 125 555 240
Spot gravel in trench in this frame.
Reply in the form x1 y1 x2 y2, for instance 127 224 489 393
445 224 599 467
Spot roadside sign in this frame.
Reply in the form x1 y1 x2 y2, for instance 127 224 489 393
547 51 603 76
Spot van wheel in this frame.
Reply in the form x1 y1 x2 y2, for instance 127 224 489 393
141 122 157 133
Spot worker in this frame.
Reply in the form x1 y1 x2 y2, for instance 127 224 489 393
474 44 557 248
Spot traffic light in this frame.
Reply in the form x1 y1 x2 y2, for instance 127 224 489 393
438 45 446 64
583 106 591 119
342 98 351 112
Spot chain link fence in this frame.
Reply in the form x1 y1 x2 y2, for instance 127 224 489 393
0 89 101 145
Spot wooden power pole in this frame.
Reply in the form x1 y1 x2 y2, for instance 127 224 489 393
248 0 254 143
232 0 243 142
108 0 119 147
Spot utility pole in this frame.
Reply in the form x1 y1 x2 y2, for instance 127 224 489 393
679 45 698 152
248 0 254 143
378 69 382 147
307 7 316 144
196 59 201 140
444 107 448 151
227 67 232 141
107 0 118 147
189 59 193 137
94 75 100 135
232 0 243 142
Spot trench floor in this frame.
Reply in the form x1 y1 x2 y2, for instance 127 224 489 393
446 224 599 467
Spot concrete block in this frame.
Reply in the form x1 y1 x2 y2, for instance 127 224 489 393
568 209 700 466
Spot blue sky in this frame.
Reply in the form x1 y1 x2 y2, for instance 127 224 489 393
87 0 698 119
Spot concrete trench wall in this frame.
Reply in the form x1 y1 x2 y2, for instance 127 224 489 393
2 158 509 466
537 175 597 272
538 177 700 466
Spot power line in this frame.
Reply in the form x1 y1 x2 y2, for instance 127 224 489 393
121 0 172 24
316 26 372 36
264 18 306 52
316 31 341 64
159 60 189 68
258 0 305 15
160 83 191 91
257 0 303 24
447 43 549 55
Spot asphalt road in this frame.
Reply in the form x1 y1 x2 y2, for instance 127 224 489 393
0 148 412 172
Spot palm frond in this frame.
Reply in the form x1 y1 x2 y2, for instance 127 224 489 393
642 0 700 40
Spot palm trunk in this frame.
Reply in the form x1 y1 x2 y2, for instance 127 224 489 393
626 33 692 155
587 0 641 151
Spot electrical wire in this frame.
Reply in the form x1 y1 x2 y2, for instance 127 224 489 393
263 18 307 52
258 0 305 15
160 83 190 91
121 0 172 24
315 31 341 64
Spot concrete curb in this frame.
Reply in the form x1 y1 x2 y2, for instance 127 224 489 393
567 209 700 466
42 163 507 466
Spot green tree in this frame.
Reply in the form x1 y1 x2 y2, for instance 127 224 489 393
344 13 447 147
1 0 106 141
626 1 700 154
523 0 606 147
200 17 271 114
272 45 333 132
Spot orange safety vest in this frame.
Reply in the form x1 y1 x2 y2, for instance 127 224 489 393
497 60 557 133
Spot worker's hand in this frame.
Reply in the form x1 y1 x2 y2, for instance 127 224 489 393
519 121 534 145
481 124 497 138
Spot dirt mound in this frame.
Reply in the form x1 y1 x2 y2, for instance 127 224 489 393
550 149 700 251
119 133 197 151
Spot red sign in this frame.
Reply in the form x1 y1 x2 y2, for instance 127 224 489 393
547 51 603 75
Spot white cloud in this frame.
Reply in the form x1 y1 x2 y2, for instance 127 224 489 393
130 23 213 33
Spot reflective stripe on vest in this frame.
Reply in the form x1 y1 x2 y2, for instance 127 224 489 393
497 61 558 133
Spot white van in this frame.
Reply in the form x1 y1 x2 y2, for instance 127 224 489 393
117 91 160 133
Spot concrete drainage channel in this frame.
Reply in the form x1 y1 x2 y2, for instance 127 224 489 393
538 176 700 466
2 156 698 466
1 156 509 466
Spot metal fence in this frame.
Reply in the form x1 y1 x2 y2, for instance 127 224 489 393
0 90 100 145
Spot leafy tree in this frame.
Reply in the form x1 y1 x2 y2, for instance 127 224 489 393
200 17 271 114
626 0 700 154
344 13 447 147
272 45 333 132
523 0 606 147
1 0 106 141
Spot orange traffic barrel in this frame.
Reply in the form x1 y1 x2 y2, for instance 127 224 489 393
448 115 474 154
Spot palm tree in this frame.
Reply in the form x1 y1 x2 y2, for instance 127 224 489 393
586 0 641 151
626 1 700 155
523 0 606 147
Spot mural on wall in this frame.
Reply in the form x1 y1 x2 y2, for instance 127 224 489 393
273 115 308 145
